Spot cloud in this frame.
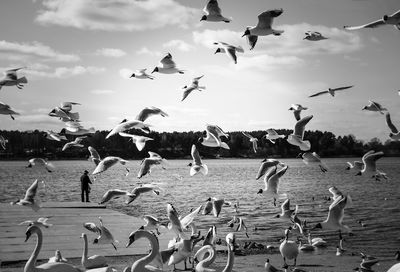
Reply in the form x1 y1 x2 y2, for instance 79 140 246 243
193 29 243 49
17 114 61 125
0 40 80 62
136 47 162 57
162 39 195 52
26 65 106 78
119 68 133 79
91 89 115 95
95 48 126 57
35 0 198 31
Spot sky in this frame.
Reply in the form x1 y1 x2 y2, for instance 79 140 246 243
0 0 399 142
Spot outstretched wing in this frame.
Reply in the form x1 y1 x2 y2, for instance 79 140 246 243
24 179 39 202
257 9 283 29
293 115 313 138
159 53 176 69
332 85 353 92
344 19 385 30
309 90 328 98
83 222 101 234
204 0 221 16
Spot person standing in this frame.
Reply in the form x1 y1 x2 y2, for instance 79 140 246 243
80 170 92 202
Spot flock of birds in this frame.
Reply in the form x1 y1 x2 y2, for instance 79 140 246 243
2 1 400 272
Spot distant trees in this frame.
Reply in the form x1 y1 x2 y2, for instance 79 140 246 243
0 128 399 159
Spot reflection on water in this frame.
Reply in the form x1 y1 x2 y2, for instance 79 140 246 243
1 158 399 257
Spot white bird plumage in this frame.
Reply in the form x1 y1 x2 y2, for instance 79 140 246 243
344 9 400 31
200 0 231 23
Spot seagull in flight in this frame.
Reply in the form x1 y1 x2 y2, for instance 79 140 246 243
309 85 353 98
130 69 154 80
362 100 387 114
303 31 328 41
213 42 244 64
188 144 208 176
0 67 28 90
356 150 387 181
288 104 308 121
287 115 313 151
301 152 328 173
137 152 166 178
257 165 289 206
242 9 284 38
19 216 53 228
181 75 206 101
199 124 230 149
62 136 86 151
200 0 231 23
84 217 118 251
242 131 258 153
344 9 400 31
264 129 285 144
152 53 184 74
10 179 41 212
255 158 284 180
118 132 153 151
0 101 20 120
26 158 56 173
92 156 129 175
135 106 168 122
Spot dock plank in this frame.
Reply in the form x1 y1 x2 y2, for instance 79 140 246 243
0 202 175 263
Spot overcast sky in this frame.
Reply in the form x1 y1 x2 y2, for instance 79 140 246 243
0 0 399 142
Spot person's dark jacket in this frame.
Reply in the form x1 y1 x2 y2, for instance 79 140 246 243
80 174 92 190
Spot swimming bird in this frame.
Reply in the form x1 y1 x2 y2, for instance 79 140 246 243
279 227 299 267
84 217 118 251
152 53 184 74
19 216 53 228
92 156 128 175
137 152 166 178
213 42 244 64
181 75 206 101
26 158 56 173
362 100 387 114
307 232 327 248
88 146 101 166
45 131 67 142
188 144 208 176
274 199 298 219
242 131 258 153
0 101 20 120
301 152 328 172
48 250 68 263
199 124 230 149
287 115 313 151
242 9 284 38
265 129 285 144
118 132 153 151
193 245 217 272
200 0 231 23
256 158 284 180
106 119 151 138
344 9 400 31
258 165 289 206
130 69 154 80
265 259 283 272
385 112 400 140
0 67 27 90
309 85 353 98
0 135 8 149
356 150 386 180
10 179 41 212
60 102 80 112
62 136 86 151
346 161 363 172
24 225 81 272
80 233 108 269
289 104 308 121
135 106 169 122
303 31 328 41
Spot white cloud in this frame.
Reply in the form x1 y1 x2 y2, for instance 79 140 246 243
136 47 162 57
162 39 195 52
17 114 61 125
91 89 115 95
192 29 243 49
0 40 79 62
119 68 133 79
35 0 198 31
26 65 106 78
95 48 126 58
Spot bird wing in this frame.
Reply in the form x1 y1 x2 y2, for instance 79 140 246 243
242 131 253 139
226 47 237 63
256 161 277 180
246 33 258 50
326 195 348 224
385 113 399 133
191 144 202 165
281 198 290 212
74 136 87 144
99 189 129 204
332 85 354 92
293 115 313 138
23 179 39 202
264 166 277 183
390 9 400 19
88 146 101 161
257 9 282 29
4 67 24 81
252 140 258 153
364 151 384 165
37 216 52 224
83 222 101 234
181 88 193 101
204 0 221 16
193 75 204 83
309 90 328 97
159 53 176 69
344 19 385 30
328 186 343 200
180 204 202 228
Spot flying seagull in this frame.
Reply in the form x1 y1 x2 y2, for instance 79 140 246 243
344 9 400 31
309 85 353 98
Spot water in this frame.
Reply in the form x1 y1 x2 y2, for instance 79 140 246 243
1 158 399 258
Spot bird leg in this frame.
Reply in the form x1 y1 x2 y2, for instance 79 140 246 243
10 114 15 120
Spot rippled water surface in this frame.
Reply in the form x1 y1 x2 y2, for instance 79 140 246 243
1 158 399 257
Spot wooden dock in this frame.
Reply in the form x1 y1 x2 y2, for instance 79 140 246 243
0 202 175 263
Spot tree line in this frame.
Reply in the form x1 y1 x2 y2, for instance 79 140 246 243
0 129 399 160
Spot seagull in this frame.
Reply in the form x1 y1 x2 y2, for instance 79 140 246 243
48 107 80 122
213 42 244 64
242 131 258 153
167 203 187 239
88 146 101 166
106 119 151 139
60 102 80 112
0 135 8 150
203 197 225 217
264 129 285 144
385 112 400 140
346 161 363 172
84 217 118 251
62 136 86 151
135 106 169 122
0 101 20 120
309 85 353 98
287 115 313 151
0 67 27 90
181 75 206 101
245 28 258 50
274 199 298 219
255 158 284 180
130 69 154 80
45 130 67 142
26 158 56 173
279 227 299 267
152 53 184 74
139 215 167 235
344 9 400 31
10 179 41 212
257 165 289 206
301 152 328 172
188 144 208 176
137 151 166 178
92 156 128 175
198 124 230 149
242 9 284 38
179 204 203 230
356 150 387 180
98 189 132 204
200 0 231 23
19 216 53 228
362 100 387 114
303 31 328 41
126 184 162 204
289 104 308 121
118 132 153 151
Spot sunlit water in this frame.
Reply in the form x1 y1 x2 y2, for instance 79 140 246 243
1 158 399 258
